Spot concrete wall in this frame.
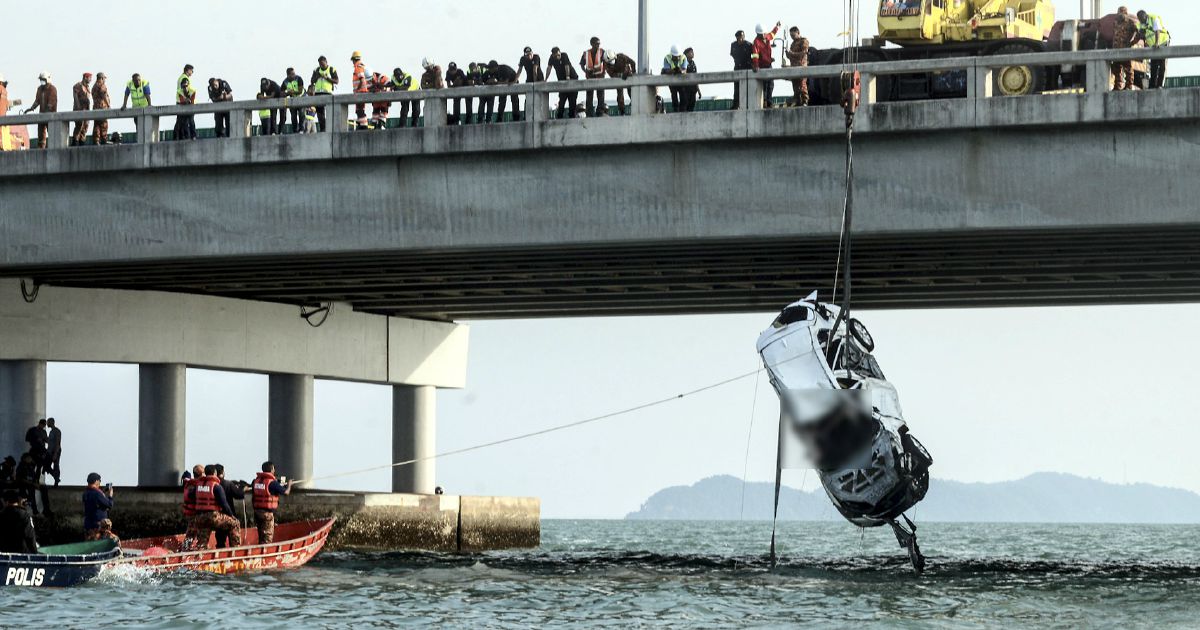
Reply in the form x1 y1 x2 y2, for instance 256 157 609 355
39 487 540 552
0 279 467 387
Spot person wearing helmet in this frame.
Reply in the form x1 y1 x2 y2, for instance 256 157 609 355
545 46 579 119
603 50 636 116
662 45 687 113
752 20 783 107
579 36 607 116
351 51 371 129
22 72 58 149
419 58 444 126
486 60 520 122
70 73 92 145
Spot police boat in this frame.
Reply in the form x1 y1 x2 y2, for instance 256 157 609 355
0 538 121 588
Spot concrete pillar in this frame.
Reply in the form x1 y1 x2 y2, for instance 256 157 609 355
392 385 436 494
739 73 764 110
0 360 46 462
268 374 314 483
138 363 185 487
424 96 447 127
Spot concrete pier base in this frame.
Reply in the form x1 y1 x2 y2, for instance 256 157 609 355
268 373 314 483
392 385 436 494
138 363 185 486
0 359 46 460
40 487 540 552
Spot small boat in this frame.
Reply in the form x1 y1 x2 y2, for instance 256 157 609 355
115 518 334 575
0 539 121 588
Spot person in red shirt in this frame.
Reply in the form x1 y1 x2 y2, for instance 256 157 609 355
751 21 783 108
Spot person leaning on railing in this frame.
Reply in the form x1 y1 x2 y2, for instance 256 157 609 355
1112 7 1138 91
545 46 580 119
207 77 233 137
120 73 152 140
22 72 57 149
174 77 197 140
1133 9 1171 89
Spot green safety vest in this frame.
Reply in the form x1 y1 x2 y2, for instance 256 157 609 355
178 73 192 91
663 55 685 72
284 77 303 96
1141 14 1170 46
127 80 150 107
176 86 195 103
392 73 417 91
304 107 317 122
314 66 336 93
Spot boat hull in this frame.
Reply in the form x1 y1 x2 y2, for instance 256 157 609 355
115 518 334 575
0 540 122 588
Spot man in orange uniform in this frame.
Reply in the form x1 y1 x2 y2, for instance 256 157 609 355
251 461 292 544
751 21 783 108
351 51 371 129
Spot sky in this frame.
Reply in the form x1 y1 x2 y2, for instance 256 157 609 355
9 1 1200 519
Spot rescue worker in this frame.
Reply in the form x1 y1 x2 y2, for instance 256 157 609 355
580 37 608 116
22 72 58 149
370 70 392 129
682 48 699 112
120 73 152 139
45 418 61 487
258 77 283 135
214 464 247 549
252 461 292 544
311 55 340 131
282 67 305 133
177 64 194 94
730 30 755 109
71 73 92 145
420 57 445 125
190 464 241 549
91 73 110 144
487 60 519 122
208 77 233 137
663 45 687 112
546 46 579 118
445 62 469 124
752 21 783 107
174 76 197 140
1112 7 1138 91
392 67 419 127
181 464 204 549
604 51 636 116
785 27 810 106
1134 10 1170 88
467 62 492 123
513 45 544 118
351 51 371 129
0 490 37 554
81 472 114 540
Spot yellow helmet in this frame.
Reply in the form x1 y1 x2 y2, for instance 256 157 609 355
351 50 363 60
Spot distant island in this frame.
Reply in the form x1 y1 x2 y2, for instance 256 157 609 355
626 473 1200 523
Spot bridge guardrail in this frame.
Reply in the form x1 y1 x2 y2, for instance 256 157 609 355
2 45 1198 148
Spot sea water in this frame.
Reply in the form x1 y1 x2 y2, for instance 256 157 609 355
3 520 1198 628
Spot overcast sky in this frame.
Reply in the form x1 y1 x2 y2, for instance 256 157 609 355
10 1 1200 518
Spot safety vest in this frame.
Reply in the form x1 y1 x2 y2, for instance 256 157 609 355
177 73 191 92
1141 14 1170 47
304 107 317 122
181 479 198 517
314 66 337 93
176 86 195 104
192 476 220 512
127 80 149 108
663 54 686 72
284 77 303 96
252 472 280 511
585 48 605 75
352 62 370 93
392 73 417 91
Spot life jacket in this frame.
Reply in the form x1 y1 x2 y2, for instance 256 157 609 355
585 48 606 76
252 471 280 511
181 478 197 517
352 61 371 93
192 476 220 512
127 80 150 108
313 65 337 93
371 72 390 93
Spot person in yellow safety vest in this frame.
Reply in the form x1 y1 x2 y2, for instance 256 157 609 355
351 51 371 129
1134 10 1171 88
303 85 318 133
174 76 197 141
281 67 305 133
120 73 152 142
370 71 391 129
392 67 420 128
177 64 194 94
662 45 687 113
310 55 339 131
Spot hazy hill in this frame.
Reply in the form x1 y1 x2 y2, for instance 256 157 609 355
626 473 1200 523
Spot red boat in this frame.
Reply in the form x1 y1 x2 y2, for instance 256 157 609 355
113 518 335 575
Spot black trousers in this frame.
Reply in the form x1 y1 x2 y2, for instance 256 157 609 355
476 96 494 123
259 115 276 135
682 86 698 112
556 91 578 118
669 87 682 112
496 94 521 121
315 92 331 131
586 85 606 116
451 96 471 124
1150 58 1168 88
762 79 775 107
213 112 230 137
399 101 422 127
289 108 304 133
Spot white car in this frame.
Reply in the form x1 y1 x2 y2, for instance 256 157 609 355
756 291 932 571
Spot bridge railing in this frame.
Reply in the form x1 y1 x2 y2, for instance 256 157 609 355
2 45 1199 149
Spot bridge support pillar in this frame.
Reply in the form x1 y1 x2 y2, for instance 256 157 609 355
138 363 185 487
268 374 314 483
739 73 764 110
0 360 46 464
392 384 435 494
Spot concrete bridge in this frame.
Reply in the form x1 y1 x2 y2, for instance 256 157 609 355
0 47 1198 504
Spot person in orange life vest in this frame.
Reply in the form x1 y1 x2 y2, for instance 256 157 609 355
579 36 608 116
252 461 292 544
351 51 371 129
370 71 391 129
191 464 242 549
181 464 206 549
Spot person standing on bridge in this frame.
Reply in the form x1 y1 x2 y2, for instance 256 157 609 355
1111 8 1138 91
174 77 197 140
420 58 444 126
258 77 283 135
71 73 92 145
487 60 519 122
546 47 579 118
120 73 152 140
786 27 810 106
445 62 469 124
351 51 371 130
468 62 492 123
580 37 608 117
752 21 783 108
252 461 292 544
392 67 419 127
311 56 339 132
730 30 755 109
282 68 305 133
91 73 110 144
604 51 636 116
208 77 233 137
663 45 687 112
1134 10 1171 88
22 72 57 149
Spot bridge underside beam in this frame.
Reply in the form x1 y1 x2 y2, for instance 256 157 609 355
9 225 1200 319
